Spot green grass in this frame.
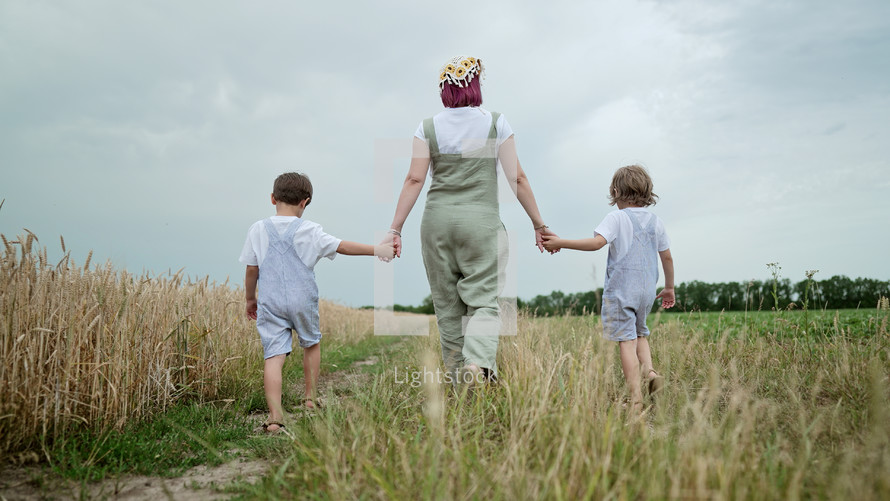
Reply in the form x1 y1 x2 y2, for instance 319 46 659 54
655 307 889 341
46 402 254 482
320 335 402 374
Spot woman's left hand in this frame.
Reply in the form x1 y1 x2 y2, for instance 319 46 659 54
536 227 560 254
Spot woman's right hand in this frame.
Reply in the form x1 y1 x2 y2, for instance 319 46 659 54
392 234 402 258
378 233 402 261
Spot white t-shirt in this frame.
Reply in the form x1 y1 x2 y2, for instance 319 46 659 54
239 216 341 270
414 107 514 157
594 208 670 265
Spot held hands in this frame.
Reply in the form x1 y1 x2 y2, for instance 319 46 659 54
656 287 675 309
536 227 560 254
376 232 399 262
374 241 396 261
541 233 562 253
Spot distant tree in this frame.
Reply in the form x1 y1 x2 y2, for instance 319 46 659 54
393 294 436 314
419 294 435 314
677 280 714 311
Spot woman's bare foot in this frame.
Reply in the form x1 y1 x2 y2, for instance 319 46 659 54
460 364 484 385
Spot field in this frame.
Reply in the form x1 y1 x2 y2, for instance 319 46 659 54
1 234 889 499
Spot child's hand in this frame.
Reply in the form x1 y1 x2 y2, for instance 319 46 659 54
246 298 258 320
541 234 562 253
656 287 675 309
374 242 396 261
535 227 560 254
377 234 400 262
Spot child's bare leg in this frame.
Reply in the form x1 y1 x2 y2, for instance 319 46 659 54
636 336 654 376
619 339 643 411
264 354 287 430
637 336 664 395
303 343 320 408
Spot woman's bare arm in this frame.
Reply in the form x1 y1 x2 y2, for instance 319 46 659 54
498 136 556 252
386 137 430 257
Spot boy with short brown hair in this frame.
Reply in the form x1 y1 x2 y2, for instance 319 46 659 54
240 172 394 433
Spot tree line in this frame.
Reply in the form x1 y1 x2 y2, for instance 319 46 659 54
374 275 889 316
517 275 890 316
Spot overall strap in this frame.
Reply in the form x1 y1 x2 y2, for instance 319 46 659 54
623 209 657 239
423 118 440 156
281 218 304 245
487 111 501 140
262 218 280 243
482 111 501 158
641 211 657 232
623 209 644 233
262 218 304 247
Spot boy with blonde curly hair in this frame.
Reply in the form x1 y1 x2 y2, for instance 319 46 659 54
543 165 675 415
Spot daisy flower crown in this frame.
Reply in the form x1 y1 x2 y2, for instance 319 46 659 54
438 55 485 90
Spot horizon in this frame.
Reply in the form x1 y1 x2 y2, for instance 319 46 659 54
3 223 884 310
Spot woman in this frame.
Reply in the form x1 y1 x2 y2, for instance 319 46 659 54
386 55 555 383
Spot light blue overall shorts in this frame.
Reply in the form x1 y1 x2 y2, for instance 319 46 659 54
601 209 659 342
256 218 322 359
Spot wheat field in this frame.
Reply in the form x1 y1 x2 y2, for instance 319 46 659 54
0 231 374 457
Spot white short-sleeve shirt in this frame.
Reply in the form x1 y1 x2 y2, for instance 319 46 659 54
594 208 670 265
414 107 514 157
239 216 341 270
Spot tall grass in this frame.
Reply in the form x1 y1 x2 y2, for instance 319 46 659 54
256 309 890 499
0 232 375 457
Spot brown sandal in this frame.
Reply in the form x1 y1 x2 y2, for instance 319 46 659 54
300 398 321 410
261 421 286 434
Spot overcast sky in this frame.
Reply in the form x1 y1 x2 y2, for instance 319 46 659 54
2 0 888 307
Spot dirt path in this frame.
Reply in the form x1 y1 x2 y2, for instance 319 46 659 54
1 455 269 501
0 344 404 501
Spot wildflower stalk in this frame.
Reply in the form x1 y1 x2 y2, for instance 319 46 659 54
803 270 819 334
767 262 782 313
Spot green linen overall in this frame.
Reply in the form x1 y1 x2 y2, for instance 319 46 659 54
420 112 507 377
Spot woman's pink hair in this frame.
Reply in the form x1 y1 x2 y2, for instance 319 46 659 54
440 75 482 108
